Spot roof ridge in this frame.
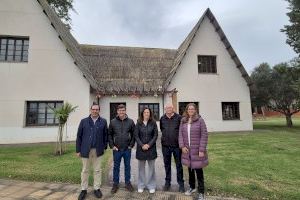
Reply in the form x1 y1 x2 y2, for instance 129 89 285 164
37 0 100 90
80 44 177 51
162 8 252 91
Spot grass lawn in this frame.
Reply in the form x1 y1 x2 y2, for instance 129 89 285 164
198 117 300 200
0 117 299 199
0 144 112 185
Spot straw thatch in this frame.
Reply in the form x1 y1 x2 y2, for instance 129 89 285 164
37 2 251 95
80 45 177 94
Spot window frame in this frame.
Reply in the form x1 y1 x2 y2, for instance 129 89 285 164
222 102 240 120
178 102 199 116
25 101 63 127
0 36 29 63
197 55 217 74
110 102 126 121
138 103 160 121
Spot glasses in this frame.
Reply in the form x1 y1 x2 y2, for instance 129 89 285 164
91 109 99 111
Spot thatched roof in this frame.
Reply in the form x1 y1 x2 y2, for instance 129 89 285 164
37 1 251 95
80 45 177 95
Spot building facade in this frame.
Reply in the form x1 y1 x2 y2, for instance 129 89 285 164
0 0 252 144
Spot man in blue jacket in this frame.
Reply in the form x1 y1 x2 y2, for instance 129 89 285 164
76 103 108 200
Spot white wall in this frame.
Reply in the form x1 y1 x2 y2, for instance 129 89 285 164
90 94 164 126
167 16 253 132
0 0 90 143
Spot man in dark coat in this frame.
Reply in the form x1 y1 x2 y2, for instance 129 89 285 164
160 103 185 192
76 103 108 200
108 104 135 194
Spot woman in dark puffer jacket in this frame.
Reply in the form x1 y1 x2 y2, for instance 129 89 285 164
179 103 208 200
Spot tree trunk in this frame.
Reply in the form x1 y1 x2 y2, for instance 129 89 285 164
285 114 293 127
55 124 64 155
59 124 64 155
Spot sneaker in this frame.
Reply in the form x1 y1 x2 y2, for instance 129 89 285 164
163 184 171 191
198 193 205 200
78 190 87 200
138 188 144 193
179 185 185 193
111 184 119 194
125 183 134 192
94 189 102 198
149 189 155 194
184 188 197 196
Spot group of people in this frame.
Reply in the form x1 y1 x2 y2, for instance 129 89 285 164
76 102 209 200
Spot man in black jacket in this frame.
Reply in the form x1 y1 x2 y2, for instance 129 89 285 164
108 104 135 194
160 103 184 192
76 103 108 200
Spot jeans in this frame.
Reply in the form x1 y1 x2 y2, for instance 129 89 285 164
113 148 131 184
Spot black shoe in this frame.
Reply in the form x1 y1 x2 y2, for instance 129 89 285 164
163 184 171 191
125 183 134 192
179 185 185 193
78 190 87 200
94 189 102 198
111 184 119 194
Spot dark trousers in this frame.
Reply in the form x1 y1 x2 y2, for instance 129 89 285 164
162 146 184 186
188 167 204 193
113 149 131 185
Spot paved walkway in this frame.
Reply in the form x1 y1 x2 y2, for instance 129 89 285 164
0 179 246 200
108 140 181 192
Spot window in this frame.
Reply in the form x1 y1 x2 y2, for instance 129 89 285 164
110 102 126 121
0 36 29 62
138 103 160 121
178 102 199 115
26 101 63 126
198 55 217 73
222 102 240 120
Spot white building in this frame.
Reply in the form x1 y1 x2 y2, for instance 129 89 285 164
0 0 253 144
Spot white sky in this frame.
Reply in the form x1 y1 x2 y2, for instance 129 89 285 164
70 0 297 73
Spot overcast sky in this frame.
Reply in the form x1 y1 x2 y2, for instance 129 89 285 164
70 0 297 73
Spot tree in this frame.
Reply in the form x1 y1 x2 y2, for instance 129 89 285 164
250 63 273 109
50 102 77 155
46 0 76 29
269 62 300 127
282 0 300 54
251 60 300 127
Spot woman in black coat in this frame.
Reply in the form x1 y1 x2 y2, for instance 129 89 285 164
134 107 158 194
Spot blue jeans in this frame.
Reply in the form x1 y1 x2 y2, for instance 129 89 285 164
113 149 131 185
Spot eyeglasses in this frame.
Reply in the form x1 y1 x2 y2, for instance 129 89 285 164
91 109 99 111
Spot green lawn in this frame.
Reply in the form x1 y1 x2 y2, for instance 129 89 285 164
0 144 112 185
0 117 299 199
199 117 300 200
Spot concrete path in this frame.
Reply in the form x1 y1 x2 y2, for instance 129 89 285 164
108 143 181 192
0 179 246 200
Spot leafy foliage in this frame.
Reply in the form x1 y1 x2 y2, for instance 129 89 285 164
251 59 300 127
46 0 75 29
282 0 300 54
